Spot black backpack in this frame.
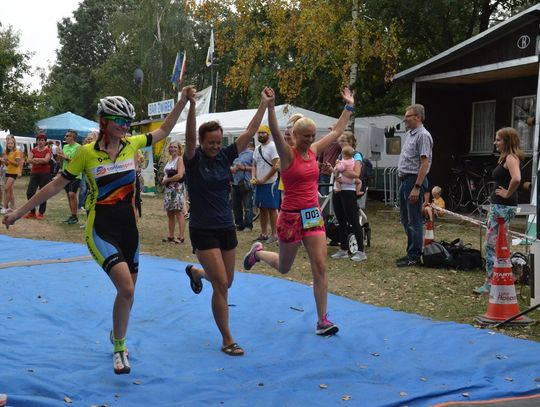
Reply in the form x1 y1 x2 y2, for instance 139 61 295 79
422 242 452 269
361 158 373 182
441 239 484 271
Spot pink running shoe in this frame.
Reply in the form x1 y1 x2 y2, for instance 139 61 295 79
243 242 263 270
316 313 339 336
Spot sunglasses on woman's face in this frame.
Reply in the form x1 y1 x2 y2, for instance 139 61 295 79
104 115 132 127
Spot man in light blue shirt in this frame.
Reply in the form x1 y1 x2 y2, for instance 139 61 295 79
396 104 433 267
230 140 255 231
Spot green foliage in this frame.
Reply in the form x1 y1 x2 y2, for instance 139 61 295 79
43 0 135 119
0 24 40 133
40 0 538 123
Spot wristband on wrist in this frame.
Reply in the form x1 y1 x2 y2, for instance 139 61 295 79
344 104 354 112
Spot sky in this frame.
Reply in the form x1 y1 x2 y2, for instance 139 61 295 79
0 0 82 90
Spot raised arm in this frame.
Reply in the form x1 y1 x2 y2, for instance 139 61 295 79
151 86 196 144
312 88 354 157
235 87 273 153
267 88 294 169
183 92 198 161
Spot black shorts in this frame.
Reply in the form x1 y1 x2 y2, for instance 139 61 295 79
189 227 238 252
64 179 81 193
6 173 17 180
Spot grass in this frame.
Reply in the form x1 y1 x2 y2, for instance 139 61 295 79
2 177 539 341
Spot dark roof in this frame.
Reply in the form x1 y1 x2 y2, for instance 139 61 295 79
394 4 540 81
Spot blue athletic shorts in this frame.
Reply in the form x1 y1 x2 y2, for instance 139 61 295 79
254 181 280 209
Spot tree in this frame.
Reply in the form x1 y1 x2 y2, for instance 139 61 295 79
195 0 401 116
0 24 40 133
365 0 539 69
43 0 133 119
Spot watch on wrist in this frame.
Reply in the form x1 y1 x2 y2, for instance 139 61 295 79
414 184 421 189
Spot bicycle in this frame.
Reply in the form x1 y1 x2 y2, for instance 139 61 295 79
446 156 496 214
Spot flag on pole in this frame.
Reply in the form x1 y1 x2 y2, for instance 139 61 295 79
205 29 214 67
178 50 187 88
170 51 182 89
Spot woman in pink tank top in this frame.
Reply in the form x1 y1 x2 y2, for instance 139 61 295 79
243 87 355 336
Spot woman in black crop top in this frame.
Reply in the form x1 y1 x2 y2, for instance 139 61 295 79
473 127 523 295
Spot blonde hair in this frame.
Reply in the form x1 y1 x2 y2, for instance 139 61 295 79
432 186 441 195
341 146 354 158
290 115 316 135
169 140 183 155
287 113 303 128
5 134 16 153
496 127 524 164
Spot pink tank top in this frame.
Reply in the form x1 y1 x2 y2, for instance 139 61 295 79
281 147 319 211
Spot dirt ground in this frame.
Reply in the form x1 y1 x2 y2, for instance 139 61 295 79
1 178 539 342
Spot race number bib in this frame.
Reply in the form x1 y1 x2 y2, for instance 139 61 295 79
300 207 323 229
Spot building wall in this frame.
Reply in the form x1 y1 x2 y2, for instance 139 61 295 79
429 20 538 75
415 74 537 200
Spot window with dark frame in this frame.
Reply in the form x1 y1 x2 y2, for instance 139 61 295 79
512 95 536 154
470 100 496 154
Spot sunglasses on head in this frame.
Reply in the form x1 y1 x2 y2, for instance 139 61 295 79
104 115 132 127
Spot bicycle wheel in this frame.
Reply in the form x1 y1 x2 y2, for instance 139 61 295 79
476 181 495 208
447 181 464 212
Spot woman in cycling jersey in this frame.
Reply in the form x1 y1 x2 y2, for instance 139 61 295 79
3 86 197 375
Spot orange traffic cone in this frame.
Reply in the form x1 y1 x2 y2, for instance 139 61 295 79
424 220 434 246
475 217 533 326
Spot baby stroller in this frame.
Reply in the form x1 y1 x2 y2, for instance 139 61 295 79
319 181 371 254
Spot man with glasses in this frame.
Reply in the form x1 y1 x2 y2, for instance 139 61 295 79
57 129 81 224
396 104 433 268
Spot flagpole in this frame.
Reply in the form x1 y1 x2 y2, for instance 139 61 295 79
214 71 219 112
210 63 214 113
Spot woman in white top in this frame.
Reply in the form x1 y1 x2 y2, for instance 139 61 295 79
162 140 186 243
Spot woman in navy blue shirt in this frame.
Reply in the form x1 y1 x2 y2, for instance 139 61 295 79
183 88 273 356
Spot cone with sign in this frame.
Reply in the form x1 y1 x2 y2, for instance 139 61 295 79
424 220 434 246
475 217 533 326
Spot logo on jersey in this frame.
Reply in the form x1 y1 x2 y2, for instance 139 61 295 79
93 159 135 178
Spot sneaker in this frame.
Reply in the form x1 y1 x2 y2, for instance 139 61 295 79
66 216 78 225
266 235 278 244
351 251 367 262
113 350 131 375
331 249 349 259
473 283 491 295
109 330 129 357
35 214 44 221
243 242 263 270
0 208 6 214
22 212 35 219
395 255 409 264
316 314 339 336
396 258 420 268
62 216 73 224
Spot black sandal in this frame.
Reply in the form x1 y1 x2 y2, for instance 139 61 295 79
221 342 244 356
185 264 203 294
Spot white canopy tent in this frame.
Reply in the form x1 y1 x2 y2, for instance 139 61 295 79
169 104 338 144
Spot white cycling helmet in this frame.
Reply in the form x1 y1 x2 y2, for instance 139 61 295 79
97 96 136 120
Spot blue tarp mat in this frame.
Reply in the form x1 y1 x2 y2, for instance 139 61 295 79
0 235 89 263
1 236 539 407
